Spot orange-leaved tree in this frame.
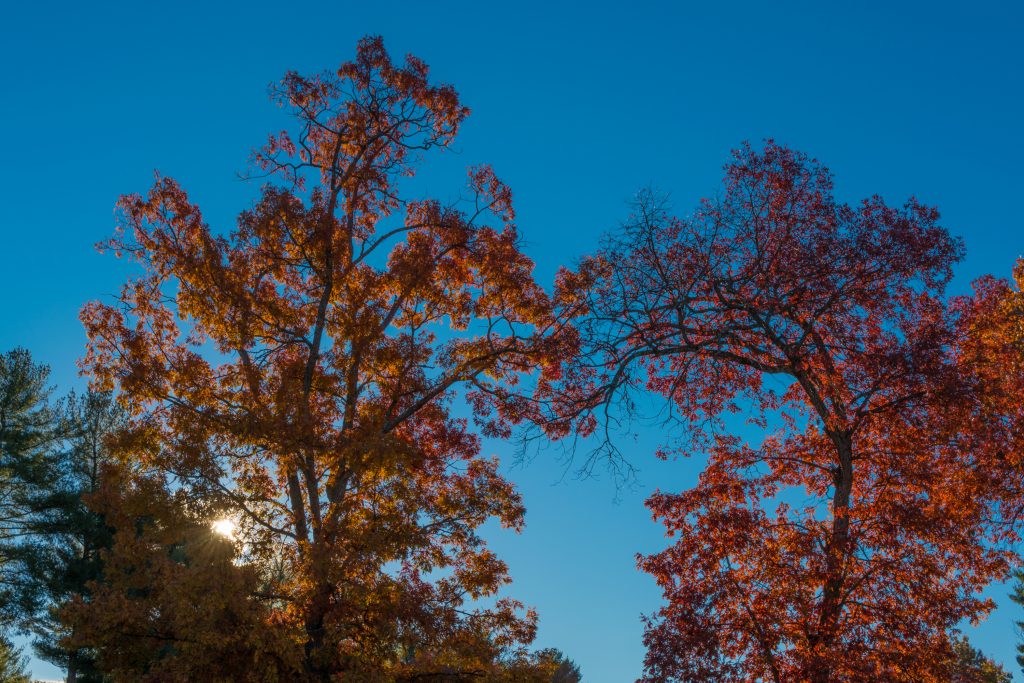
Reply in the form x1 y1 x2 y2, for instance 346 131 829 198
956 257 1024 515
63 462 302 681
77 36 558 681
539 142 1021 682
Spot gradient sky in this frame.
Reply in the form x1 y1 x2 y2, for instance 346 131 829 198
1 2 1022 680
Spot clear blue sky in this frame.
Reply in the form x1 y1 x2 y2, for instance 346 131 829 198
1 1 1022 680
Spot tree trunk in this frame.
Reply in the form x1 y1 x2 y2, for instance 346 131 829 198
809 434 854 683
302 547 335 682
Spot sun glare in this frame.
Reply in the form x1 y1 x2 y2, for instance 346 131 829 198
211 518 236 539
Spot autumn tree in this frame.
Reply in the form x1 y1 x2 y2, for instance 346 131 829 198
0 637 29 683
535 648 582 682
540 143 1021 682
77 36 556 681
960 256 1024 679
62 463 300 681
483 648 580 683
947 636 1011 683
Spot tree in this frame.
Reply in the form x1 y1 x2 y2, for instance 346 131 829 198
948 636 1011 683
534 648 582 682
0 350 123 681
1013 571 1024 676
0 348 59 617
964 257 1024 679
0 637 30 683
485 647 581 682
78 36 555 680
540 142 1020 682
20 391 123 683
62 464 300 682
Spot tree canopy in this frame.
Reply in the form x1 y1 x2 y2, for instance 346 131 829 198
538 143 1023 682
76 36 558 681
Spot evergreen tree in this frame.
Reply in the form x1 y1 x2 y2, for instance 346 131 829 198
0 637 30 683
0 348 59 626
21 391 121 682
1012 570 1024 677
0 349 121 682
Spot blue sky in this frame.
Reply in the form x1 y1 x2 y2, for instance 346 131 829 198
1 1 1022 680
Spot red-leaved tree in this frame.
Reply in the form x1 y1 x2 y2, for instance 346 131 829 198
540 142 1021 682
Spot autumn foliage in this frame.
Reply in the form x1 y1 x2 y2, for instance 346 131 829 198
63 464 301 681
3 34 1013 683
76 37 556 681
540 143 1023 682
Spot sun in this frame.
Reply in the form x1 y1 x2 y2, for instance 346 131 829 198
211 518 236 539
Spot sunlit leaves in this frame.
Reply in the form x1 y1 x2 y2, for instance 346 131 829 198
77 37 552 680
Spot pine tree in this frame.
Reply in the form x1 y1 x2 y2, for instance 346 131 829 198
1012 570 1024 677
0 348 59 626
20 391 122 682
0 349 121 682
0 637 30 683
